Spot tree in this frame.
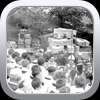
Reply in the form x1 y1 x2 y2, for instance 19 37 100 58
48 7 93 33
7 7 54 41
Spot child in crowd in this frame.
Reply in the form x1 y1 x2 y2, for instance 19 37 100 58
31 77 49 93
32 52 40 64
7 63 16 79
47 57 58 69
59 86 70 93
70 75 87 93
53 71 66 80
21 52 31 63
21 59 31 73
14 56 23 69
7 48 15 58
11 52 20 63
55 78 66 91
7 68 25 93
44 66 56 93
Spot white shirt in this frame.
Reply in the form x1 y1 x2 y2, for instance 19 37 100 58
84 84 91 92
21 71 33 93
70 85 84 93
15 88 25 94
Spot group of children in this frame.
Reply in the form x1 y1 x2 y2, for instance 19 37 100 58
7 48 93 94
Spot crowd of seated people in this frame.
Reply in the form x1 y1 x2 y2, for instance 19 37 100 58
7 48 93 94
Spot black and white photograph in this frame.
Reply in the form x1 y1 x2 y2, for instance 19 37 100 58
6 7 93 94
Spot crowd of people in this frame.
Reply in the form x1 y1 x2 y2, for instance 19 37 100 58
7 47 93 94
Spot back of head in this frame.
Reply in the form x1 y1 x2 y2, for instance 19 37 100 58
49 57 55 62
21 52 28 59
21 59 30 68
8 48 15 55
53 71 65 80
55 78 66 89
12 52 20 59
37 58 45 66
15 56 22 63
59 86 70 93
47 66 56 74
31 65 41 77
74 76 87 88
31 77 41 89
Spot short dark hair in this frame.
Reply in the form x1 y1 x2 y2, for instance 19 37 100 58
37 58 45 66
47 66 56 73
35 53 40 59
75 76 87 88
21 52 28 59
54 71 65 80
31 65 41 77
31 77 41 89
59 86 70 93
55 78 66 89
12 52 20 59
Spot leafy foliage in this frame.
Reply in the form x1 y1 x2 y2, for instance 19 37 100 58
7 7 93 47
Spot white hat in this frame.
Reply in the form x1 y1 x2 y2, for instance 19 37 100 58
9 68 23 82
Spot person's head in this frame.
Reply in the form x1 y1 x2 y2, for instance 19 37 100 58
49 90 55 93
68 60 74 66
59 86 70 93
49 57 55 63
31 77 41 89
8 48 15 56
86 62 92 68
12 52 20 59
15 56 22 65
31 65 41 77
37 58 45 66
43 52 52 62
21 59 30 68
35 52 40 59
55 78 66 89
21 52 28 59
53 71 65 80
78 58 83 63
74 76 87 88
9 68 23 84
47 66 56 75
